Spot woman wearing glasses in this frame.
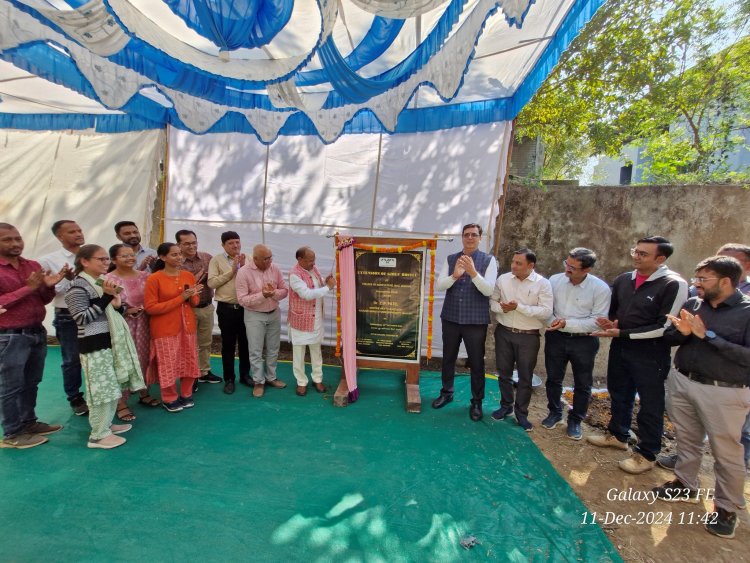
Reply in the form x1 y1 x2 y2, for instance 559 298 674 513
144 242 203 412
65 245 145 449
106 244 160 420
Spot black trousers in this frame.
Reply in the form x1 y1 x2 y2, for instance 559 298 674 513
606 338 670 461
440 319 487 404
216 302 250 382
544 330 599 423
494 324 540 418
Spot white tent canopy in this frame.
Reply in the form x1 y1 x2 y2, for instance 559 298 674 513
0 0 603 355
0 0 602 141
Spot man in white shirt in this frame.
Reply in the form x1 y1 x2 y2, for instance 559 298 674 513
114 221 157 271
37 220 88 416
490 248 553 431
544 248 611 440
288 247 335 396
432 223 498 422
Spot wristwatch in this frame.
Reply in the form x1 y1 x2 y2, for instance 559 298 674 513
703 330 716 342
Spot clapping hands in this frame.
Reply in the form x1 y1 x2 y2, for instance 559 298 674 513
667 309 707 339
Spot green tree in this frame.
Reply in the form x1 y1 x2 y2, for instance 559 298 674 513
515 0 750 183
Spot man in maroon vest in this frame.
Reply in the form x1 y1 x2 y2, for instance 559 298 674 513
288 247 335 396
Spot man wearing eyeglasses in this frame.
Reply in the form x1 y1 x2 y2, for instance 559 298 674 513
588 236 688 475
176 230 220 391
544 248 611 440
652 255 750 539
432 223 497 422
38 220 88 417
657 243 750 472
236 244 289 398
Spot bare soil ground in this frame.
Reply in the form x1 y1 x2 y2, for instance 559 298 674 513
528 386 750 562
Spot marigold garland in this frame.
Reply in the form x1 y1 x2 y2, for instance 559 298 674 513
334 235 438 360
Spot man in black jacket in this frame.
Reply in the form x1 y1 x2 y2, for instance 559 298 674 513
652 255 750 539
588 236 688 474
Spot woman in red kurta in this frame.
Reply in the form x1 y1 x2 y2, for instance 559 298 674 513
144 243 203 412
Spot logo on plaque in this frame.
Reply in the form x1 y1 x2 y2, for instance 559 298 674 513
379 257 397 268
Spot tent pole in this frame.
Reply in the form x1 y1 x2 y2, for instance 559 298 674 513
369 133 383 236
158 124 170 244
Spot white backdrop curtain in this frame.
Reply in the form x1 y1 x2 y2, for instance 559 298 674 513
166 121 512 357
0 128 166 329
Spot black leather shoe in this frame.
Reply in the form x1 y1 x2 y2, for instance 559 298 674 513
224 381 235 395
431 394 453 409
470 403 483 421
239 377 253 387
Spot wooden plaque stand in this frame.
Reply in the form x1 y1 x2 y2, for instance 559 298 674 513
333 236 429 413
334 360 421 413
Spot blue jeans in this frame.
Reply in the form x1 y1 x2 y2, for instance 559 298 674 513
0 331 47 437
53 311 83 403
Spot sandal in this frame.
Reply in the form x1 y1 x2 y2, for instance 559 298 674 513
116 406 136 422
138 395 161 407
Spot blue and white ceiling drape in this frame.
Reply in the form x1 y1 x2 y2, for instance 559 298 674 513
0 0 603 143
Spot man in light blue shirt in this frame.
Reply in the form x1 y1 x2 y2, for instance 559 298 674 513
543 247 611 440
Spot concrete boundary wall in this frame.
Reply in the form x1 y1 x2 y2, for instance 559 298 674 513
487 183 750 379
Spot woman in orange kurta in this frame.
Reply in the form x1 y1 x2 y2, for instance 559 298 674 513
144 243 203 412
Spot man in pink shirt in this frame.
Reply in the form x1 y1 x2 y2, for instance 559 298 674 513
236 244 289 398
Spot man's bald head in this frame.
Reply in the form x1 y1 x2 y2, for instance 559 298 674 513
253 244 273 271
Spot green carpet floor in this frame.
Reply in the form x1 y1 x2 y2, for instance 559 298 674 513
0 347 620 562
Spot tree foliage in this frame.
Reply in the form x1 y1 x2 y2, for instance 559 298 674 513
515 0 750 183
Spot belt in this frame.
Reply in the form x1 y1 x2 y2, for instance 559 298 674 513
255 309 278 314
217 302 242 310
680 370 748 389
0 326 45 335
54 307 69 314
500 325 539 335
195 302 212 309
557 331 592 338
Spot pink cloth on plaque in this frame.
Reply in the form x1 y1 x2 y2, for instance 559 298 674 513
338 243 358 400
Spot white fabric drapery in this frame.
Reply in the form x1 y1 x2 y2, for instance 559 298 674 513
165 122 511 357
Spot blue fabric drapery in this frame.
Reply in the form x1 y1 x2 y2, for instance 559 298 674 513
0 0 605 144
163 0 293 50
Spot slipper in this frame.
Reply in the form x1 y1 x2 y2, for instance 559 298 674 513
116 406 136 422
138 395 161 407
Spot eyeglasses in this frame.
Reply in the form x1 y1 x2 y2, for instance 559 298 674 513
91 257 110 263
180 242 198 246
629 248 652 258
690 277 719 284
463 233 480 238
562 260 584 271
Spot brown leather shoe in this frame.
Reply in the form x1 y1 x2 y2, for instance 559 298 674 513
313 382 327 393
253 384 265 398
296 385 308 396
265 379 287 389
